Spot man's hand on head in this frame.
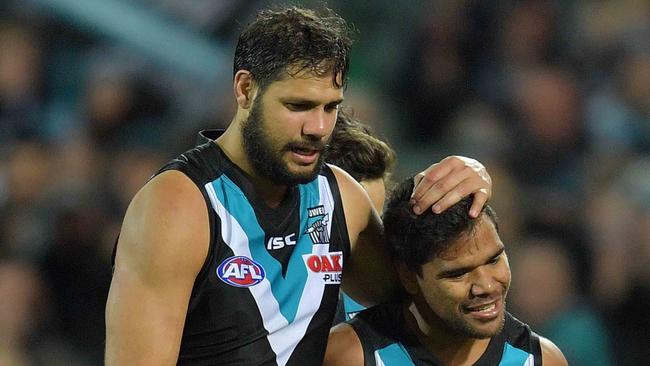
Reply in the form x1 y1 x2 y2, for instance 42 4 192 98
410 156 491 218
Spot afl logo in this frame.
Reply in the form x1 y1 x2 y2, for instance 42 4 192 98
217 256 266 288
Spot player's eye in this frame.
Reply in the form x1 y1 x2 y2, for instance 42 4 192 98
286 103 310 111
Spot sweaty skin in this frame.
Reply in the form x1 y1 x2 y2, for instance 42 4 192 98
105 71 492 365
324 215 568 366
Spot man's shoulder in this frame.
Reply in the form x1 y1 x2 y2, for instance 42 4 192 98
115 169 210 281
348 304 405 343
503 313 568 366
353 303 401 323
158 139 225 186
501 312 538 346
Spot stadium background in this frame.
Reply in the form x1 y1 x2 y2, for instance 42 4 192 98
0 0 648 365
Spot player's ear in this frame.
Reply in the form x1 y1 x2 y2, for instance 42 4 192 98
234 70 257 109
397 262 419 295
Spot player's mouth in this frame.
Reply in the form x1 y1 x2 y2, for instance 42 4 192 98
462 299 501 321
290 146 320 165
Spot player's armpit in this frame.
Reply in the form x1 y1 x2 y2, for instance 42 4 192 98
540 336 569 366
324 323 365 366
105 170 209 366
330 165 401 306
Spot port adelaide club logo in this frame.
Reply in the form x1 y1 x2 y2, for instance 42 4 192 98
217 256 266 288
303 205 343 284
305 205 329 244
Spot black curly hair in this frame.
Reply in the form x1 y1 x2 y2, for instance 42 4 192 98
234 5 353 90
383 178 499 276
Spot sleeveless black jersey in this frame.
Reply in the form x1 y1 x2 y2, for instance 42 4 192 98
151 131 350 365
349 304 542 366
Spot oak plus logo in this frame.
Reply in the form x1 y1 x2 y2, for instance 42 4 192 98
217 256 266 288
266 233 296 250
303 251 343 284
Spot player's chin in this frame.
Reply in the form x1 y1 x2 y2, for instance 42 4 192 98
467 313 505 339
288 158 322 173
286 164 321 184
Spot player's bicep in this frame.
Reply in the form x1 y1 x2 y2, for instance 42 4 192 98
342 210 399 306
330 166 400 306
324 323 364 366
105 267 191 365
105 171 209 366
540 336 568 366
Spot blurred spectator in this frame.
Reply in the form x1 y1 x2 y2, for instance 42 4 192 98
102 148 166 252
443 103 526 245
0 21 44 146
0 142 52 259
40 207 113 364
391 0 471 145
80 64 172 152
587 157 650 365
473 0 565 108
508 66 587 237
586 50 650 157
0 258 43 366
0 258 89 366
510 238 613 366
0 0 648 363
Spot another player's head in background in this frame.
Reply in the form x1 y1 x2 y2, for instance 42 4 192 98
326 109 396 212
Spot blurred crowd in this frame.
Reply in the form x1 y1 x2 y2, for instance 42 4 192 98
0 0 648 365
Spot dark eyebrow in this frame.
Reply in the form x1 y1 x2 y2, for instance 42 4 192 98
282 98 344 107
436 246 505 279
284 100 317 107
327 98 344 106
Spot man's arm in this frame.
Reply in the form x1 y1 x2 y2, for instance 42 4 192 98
105 170 209 365
324 323 365 366
331 165 401 306
540 336 569 366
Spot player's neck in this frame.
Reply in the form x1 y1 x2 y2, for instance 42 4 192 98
404 302 490 366
216 126 289 207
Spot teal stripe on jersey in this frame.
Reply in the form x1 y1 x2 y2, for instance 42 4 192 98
500 342 533 365
342 292 366 320
211 175 316 324
375 343 415 366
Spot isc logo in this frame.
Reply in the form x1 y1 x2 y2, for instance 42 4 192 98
304 252 343 284
267 233 297 250
217 256 266 288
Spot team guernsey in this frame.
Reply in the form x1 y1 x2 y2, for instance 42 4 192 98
349 304 542 366
157 130 350 365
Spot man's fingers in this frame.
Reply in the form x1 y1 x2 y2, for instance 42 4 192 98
411 173 425 198
411 159 458 201
412 167 472 214
411 156 492 216
469 189 489 218
427 177 475 214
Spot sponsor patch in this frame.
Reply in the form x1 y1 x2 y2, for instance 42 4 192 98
217 256 266 288
266 233 297 250
303 251 343 284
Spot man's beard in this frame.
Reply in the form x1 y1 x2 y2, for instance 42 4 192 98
416 295 508 340
444 304 506 339
242 99 328 185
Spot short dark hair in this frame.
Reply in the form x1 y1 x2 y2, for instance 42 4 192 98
233 5 352 89
326 110 396 182
383 178 498 276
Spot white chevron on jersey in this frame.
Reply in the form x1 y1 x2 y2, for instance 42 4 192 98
204 174 335 366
